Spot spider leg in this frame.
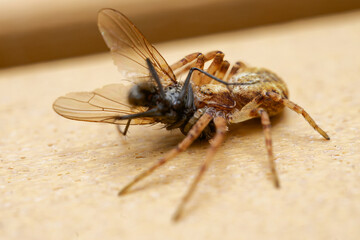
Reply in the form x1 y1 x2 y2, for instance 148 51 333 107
173 115 227 221
203 51 223 61
228 95 263 123
118 112 213 195
201 52 224 84
227 96 280 187
257 108 280 188
173 51 223 78
206 52 224 75
182 51 227 85
226 61 246 81
116 119 131 136
191 53 206 85
212 60 230 83
170 52 201 72
268 92 330 140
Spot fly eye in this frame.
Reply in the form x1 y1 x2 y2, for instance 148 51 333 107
128 85 154 106
173 100 183 111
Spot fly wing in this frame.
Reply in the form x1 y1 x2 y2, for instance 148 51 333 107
53 84 155 125
98 8 176 86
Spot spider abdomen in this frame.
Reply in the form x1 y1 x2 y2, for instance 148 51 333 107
228 67 289 122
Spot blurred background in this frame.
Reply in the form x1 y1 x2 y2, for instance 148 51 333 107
1 0 359 68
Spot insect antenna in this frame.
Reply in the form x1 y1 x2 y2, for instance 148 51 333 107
146 58 166 99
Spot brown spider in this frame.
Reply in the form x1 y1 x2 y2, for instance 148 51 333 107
53 8 330 221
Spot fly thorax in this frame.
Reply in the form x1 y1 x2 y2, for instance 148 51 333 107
164 84 182 106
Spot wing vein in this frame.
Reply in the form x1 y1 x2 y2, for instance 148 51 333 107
107 13 149 61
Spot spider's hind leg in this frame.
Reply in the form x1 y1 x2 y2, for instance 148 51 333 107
268 92 330 140
227 96 280 187
257 108 280 188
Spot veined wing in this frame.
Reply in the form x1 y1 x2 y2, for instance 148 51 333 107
98 8 176 86
53 84 154 125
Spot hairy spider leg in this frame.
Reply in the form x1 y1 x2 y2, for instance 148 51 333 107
225 61 246 81
178 51 227 85
258 108 280 188
118 112 213 195
191 53 206 85
212 60 230 83
171 51 224 78
205 52 224 75
226 95 280 187
268 92 330 140
170 52 201 71
170 51 222 72
201 52 224 84
173 115 227 221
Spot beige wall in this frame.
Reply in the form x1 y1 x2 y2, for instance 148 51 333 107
1 0 360 68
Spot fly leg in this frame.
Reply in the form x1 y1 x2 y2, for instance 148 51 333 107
116 119 131 136
268 92 330 140
118 112 213 195
173 116 227 221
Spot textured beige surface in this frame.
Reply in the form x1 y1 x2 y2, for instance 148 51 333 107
1 11 360 240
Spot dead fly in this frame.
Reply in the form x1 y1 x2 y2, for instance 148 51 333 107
53 8 330 221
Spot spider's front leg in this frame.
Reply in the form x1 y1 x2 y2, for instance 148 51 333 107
118 112 213 195
173 114 228 221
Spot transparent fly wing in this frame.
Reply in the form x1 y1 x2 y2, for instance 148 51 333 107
53 84 155 125
98 8 176 86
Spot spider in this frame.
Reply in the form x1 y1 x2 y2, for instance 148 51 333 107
53 8 330 221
